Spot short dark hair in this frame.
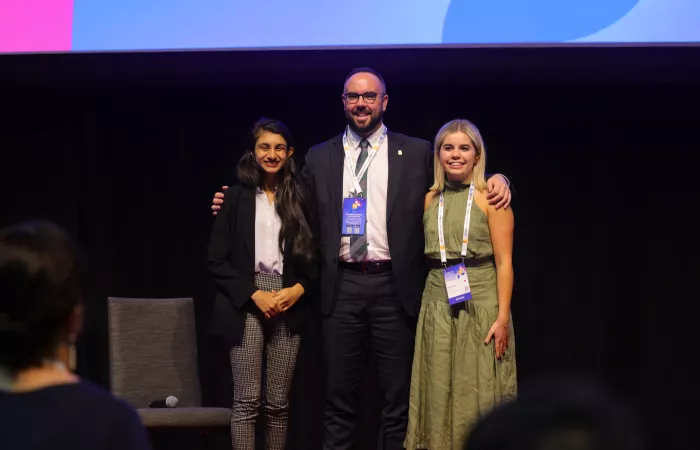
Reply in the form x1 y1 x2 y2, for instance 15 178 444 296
343 67 386 93
464 375 645 450
0 221 84 375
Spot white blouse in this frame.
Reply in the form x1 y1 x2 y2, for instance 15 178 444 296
254 187 284 275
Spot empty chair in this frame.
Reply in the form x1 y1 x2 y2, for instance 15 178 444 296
107 297 231 429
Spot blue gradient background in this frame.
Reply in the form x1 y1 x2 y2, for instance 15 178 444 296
71 0 700 51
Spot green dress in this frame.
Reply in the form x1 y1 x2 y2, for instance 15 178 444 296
404 182 517 450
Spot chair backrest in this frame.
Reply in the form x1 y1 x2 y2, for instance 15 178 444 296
107 297 202 408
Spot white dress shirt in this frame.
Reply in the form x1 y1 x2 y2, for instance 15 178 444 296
255 187 284 274
339 125 391 262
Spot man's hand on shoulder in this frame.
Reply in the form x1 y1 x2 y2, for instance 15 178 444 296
486 175 512 210
211 185 228 216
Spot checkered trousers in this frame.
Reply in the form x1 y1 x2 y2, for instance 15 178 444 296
253 272 284 293
228 272 301 450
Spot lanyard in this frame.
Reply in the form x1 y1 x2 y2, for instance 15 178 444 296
342 125 387 196
438 181 475 264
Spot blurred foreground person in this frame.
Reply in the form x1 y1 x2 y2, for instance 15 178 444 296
464 375 645 450
0 221 151 450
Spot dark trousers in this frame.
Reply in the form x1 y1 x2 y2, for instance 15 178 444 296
322 268 416 450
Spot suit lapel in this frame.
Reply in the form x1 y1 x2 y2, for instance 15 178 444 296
386 131 404 223
239 187 256 261
328 135 345 219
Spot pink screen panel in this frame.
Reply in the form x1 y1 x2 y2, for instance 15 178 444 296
0 0 73 53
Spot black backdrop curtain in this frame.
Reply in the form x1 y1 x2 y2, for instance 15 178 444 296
1 46 698 450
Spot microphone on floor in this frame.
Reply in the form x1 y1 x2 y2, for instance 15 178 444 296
149 396 178 408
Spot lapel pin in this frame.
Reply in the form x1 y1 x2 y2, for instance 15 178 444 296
398 150 403 156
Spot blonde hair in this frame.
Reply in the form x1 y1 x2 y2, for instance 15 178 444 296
430 119 488 193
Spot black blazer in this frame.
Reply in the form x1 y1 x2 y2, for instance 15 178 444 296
207 184 316 344
303 130 433 318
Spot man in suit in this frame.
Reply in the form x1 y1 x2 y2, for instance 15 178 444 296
212 67 511 449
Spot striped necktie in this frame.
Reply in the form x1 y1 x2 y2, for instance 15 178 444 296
349 138 370 260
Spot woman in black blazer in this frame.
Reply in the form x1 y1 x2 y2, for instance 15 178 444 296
207 118 316 450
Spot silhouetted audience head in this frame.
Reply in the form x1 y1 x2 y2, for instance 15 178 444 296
464 374 645 450
0 221 84 377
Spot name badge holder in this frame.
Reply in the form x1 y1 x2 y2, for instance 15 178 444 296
340 126 387 236
438 182 475 305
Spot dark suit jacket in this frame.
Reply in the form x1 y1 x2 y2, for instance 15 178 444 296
207 184 316 344
303 130 433 318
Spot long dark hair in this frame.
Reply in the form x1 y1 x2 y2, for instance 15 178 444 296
236 118 315 265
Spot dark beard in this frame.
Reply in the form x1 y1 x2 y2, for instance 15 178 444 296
346 109 384 136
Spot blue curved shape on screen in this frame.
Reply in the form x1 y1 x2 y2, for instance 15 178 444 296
441 0 640 43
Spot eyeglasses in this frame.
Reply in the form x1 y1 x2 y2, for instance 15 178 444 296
343 91 384 104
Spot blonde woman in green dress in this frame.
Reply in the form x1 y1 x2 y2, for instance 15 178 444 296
405 119 517 450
